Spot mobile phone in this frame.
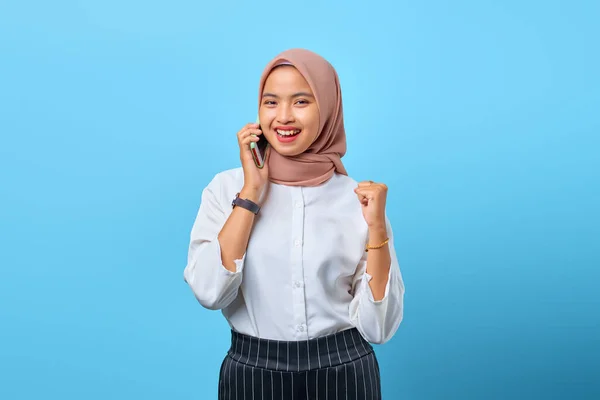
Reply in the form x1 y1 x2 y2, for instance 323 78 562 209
250 117 269 168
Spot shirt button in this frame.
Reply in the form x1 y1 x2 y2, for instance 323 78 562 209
295 201 302 209
294 281 303 288
294 239 301 247
297 325 305 332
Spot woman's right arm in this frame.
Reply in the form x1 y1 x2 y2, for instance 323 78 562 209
217 187 261 272
183 175 245 310
183 123 269 310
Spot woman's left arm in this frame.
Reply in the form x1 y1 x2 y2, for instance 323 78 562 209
350 181 406 344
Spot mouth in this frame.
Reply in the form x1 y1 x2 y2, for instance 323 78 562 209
275 127 301 143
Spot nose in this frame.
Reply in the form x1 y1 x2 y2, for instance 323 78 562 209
276 103 295 124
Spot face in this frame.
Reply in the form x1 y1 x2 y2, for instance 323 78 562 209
259 66 320 157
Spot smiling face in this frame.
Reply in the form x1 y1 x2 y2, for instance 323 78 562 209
259 65 320 157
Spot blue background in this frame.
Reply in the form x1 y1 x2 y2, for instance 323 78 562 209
1 1 598 399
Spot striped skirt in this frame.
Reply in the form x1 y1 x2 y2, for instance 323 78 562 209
218 328 381 399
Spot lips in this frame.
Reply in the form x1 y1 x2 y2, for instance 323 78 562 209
274 127 301 143
275 126 301 137
276 129 300 137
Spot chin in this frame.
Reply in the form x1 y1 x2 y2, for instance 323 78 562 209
267 132 314 157
272 144 303 157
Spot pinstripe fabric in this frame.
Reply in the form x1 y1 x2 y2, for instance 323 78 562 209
218 328 381 399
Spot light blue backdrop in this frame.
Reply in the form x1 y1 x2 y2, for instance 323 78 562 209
1 1 598 399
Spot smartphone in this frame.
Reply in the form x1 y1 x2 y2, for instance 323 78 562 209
250 117 269 168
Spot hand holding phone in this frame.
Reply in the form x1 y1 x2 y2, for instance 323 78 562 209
236 120 270 201
250 116 269 169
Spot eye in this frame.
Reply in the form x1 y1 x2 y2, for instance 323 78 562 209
295 99 310 105
263 100 277 106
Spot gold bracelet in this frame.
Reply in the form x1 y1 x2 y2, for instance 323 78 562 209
365 238 390 252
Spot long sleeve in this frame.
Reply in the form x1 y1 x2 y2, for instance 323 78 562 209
183 174 245 310
349 216 405 344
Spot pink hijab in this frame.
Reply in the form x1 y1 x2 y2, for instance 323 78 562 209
258 48 348 187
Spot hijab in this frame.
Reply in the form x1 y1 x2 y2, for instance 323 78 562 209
258 48 348 187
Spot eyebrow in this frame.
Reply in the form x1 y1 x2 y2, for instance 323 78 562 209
262 92 315 99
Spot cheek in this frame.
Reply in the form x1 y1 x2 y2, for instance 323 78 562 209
296 108 319 136
299 128 319 149
259 110 276 132
259 108 273 123
305 114 320 142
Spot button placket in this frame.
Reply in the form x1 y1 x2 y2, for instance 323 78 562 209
289 187 308 339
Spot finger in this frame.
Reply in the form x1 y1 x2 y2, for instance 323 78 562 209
240 135 261 146
354 189 373 199
358 180 376 188
354 187 374 194
239 132 260 143
238 128 262 138
357 184 387 193
240 122 260 131
237 127 262 141
356 194 369 205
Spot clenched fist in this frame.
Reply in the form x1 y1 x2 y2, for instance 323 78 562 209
354 181 388 230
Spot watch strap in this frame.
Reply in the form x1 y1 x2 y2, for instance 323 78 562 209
232 193 260 214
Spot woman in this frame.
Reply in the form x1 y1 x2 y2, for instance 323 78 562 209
184 48 405 399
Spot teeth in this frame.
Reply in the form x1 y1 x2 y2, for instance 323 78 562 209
276 129 300 136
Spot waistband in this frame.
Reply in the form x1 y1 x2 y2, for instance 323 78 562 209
227 328 373 372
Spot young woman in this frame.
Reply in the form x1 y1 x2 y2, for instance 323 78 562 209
184 48 405 400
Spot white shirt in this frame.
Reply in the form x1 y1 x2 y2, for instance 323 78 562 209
183 168 405 344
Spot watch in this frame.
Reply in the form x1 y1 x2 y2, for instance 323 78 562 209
231 192 261 214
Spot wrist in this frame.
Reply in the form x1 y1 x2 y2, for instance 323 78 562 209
368 219 387 233
368 225 388 241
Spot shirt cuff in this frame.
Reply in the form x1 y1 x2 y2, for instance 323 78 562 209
363 268 393 304
215 237 246 275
